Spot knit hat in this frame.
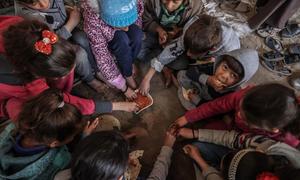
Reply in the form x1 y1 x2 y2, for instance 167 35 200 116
98 0 138 28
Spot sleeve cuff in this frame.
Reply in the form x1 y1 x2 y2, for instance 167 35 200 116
202 166 222 179
151 58 164 72
199 74 209 85
109 74 126 90
160 146 174 156
94 101 113 114
58 26 72 39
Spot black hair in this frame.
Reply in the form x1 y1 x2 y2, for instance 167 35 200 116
219 55 244 79
17 88 84 143
184 14 222 54
71 131 129 180
3 19 76 82
242 83 298 131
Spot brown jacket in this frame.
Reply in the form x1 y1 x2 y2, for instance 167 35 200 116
143 0 203 33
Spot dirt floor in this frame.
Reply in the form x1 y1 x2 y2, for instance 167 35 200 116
72 2 300 178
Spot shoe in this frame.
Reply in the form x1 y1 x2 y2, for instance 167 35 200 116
257 25 281 38
261 58 292 76
281 24 300 38
265 36 283 52
289 43 300 55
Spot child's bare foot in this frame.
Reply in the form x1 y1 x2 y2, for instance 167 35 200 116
126 76 137 89
87 79 109 93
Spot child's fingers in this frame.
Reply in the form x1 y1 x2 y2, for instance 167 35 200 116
86 120 90 127
92 118 99 127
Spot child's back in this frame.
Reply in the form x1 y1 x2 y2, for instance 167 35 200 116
0 89 85 179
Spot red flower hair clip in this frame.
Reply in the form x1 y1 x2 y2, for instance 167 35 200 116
34 30 58 55
256 172 279 180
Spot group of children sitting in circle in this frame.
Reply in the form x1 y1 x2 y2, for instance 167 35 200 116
0 0 299 179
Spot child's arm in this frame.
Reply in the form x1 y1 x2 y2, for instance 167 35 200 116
135 0 144 28
139 67 156 95
175 87 248 127
63 6 80 34
142 0 161 33
147 131 176 180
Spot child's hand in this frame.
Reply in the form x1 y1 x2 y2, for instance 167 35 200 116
124 87 137 100
174 116 188 127
65 6 80 32
207 76 226 92
157 27 168 45
183 144 202 161
178 128 197 139
139 79 151 96
83 118 100 136
120 102 139 112
164 131 176 148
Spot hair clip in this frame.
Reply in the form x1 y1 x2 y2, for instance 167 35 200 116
256 172 279 180
34 30 58 55
58 101 65 108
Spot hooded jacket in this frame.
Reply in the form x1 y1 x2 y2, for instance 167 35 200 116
0 123 71 180
143 0 203 33
15 0 71 39
0 16 112 120
151 16 241 72
177 48 259 109
81 0 143 90
200 48 259 93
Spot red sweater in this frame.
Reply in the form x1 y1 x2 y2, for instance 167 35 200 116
0 16 109 121
185 87 300 147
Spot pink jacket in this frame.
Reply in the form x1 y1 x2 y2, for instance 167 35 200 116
81 0 144 90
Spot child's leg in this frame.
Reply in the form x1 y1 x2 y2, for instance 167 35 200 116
166 53 190 71
126 24 143 60
108 30 136 88
192 141 231 169
137 32 159 62
71 28 98 72
74 46 107 92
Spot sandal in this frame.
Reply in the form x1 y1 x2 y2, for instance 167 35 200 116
257 25 280 38
289 43 300 55
284 54 300 65
265 36 283 52
261 51 284 61
261 59 292 76
281 24 300 38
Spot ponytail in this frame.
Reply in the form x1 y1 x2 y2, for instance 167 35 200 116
17 88 84 143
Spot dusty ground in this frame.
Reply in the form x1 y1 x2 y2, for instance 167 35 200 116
72 2 300 178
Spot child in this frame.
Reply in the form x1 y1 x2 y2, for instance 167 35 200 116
139 0 203 60
0 89 87 179
81 0 144 99
139 14 240 95
0 17 138 121
15 0 104 92
55 130 176 180
184 144 300 180
177 48 259 110
174 83 300 147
